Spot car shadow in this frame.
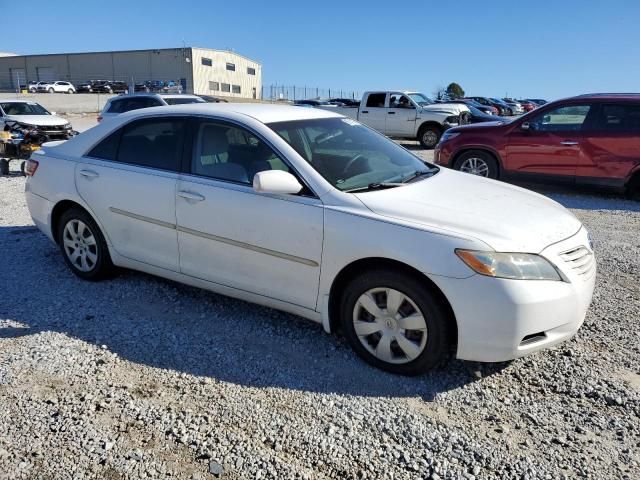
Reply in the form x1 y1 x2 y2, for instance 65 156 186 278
0 225 507 400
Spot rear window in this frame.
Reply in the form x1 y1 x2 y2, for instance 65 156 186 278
162 97 205 105
107 97 161 114
366 93 386 108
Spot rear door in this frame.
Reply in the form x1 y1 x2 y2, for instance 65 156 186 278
386 94 417 136
76 116 185 271
576 102 640 186
358 92 387 133
505 104 594 181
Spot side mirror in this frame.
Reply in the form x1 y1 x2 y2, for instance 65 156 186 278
253 170 303 195
521 121 531 131
50 111 57 116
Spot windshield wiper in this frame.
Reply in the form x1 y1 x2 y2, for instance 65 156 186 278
401 168 439 184
343 182 404 193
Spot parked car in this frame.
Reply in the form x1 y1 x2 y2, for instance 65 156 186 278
97 93 205 122
0 99 74 139
27 81 42 93
77 80 104 93
36 81 76 94
91 81 129 94
434 93 640 198
318 90 469 148
24 103 595 375
446 99 497 116
516 100 538 112
329 98 360 107
527 98 548 105
489 98 515 116
465 105 509 124
294 99 331 107
198 95 228 103
502 99 525 115
465 97 510 116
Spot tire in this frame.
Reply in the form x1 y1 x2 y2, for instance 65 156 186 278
340 269 452 376
20 161 26 176
67 89 73 94
627 175 640 201
0 159 9 175
453 150 499 179
57 208 113 281
417 124 442 149
48 88 54 93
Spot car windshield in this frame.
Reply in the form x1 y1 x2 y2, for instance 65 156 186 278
268 117 437 192
407 93 434 106
163 97 205 105
0 102 50 115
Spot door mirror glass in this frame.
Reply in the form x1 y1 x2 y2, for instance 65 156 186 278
521 121 531 131
253 170 303 195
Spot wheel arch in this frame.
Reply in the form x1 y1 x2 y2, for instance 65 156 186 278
50 199 101 244
451 147 503 177
417 121 443 136
327 257 458 345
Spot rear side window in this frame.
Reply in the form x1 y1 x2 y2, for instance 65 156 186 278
366 93 386 108
86 117 185 171
596 103 640 132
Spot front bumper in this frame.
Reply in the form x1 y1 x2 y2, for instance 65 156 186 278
429 228 595 362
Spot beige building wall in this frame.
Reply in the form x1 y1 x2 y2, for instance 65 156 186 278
190 48 262 99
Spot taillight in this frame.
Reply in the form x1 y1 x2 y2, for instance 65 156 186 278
97 115 103 122
25 159 39 176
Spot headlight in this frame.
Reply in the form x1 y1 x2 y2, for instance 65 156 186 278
439 131 460 143
444 115 459 124
64 123 72 129
455 249 562 281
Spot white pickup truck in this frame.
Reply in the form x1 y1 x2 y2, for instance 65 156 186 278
318 91 469 148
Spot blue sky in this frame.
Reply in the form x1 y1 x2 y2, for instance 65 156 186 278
3 0 639 100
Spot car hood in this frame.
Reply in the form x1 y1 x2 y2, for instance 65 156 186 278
420 103 469 115
5 114 69 127
354 168 582 253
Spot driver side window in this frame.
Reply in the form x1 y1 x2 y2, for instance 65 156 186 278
530 105 591 132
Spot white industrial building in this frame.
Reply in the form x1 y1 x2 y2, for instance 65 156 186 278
0 47 262 99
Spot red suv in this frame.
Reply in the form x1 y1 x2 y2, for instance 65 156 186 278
434 94 640 198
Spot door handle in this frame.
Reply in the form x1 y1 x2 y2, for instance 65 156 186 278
388 111 396 115
177 191 205 202
560 140 579 146
361 110 369 113
79 169 99 178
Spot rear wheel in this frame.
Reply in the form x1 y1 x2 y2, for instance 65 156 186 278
417 124 442 149
48 87 54 93
453 150 499 179
627 174 640 201
57 208 113 281
340 269 451 375
67 89 73 94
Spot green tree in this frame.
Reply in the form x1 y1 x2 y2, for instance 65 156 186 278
446 83 465 99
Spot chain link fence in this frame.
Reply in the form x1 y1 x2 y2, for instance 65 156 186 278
262 85 359 102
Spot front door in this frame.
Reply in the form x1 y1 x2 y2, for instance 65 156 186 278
386 94 417 136
505 104 594 181
76 116 186 271
175 119 324 309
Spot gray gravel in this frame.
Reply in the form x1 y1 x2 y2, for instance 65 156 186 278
1 160 639 479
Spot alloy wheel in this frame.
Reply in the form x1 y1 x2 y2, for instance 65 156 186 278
352 288 428 364
422 130 439 148
459 157 490 177
62 219 98 272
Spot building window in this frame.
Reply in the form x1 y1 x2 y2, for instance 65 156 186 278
247 67 256 75
209 81 219 91
201 57 212 66
232 85 241 94
226 62 235 71
221 83 230 93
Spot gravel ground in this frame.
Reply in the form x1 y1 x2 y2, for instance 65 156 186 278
1 159 639 479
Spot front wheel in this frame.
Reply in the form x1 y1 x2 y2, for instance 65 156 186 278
48 88 54 93
340 269 452 375
67 89 74 94
57 208 113 281
418 125 442 149
453 150 499 179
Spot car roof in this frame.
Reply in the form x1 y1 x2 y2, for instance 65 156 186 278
570 93 640 101
117 102 342 123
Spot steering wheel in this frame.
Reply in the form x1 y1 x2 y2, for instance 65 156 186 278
341 153 368 177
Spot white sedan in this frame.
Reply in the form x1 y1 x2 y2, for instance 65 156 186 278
24 104 595 375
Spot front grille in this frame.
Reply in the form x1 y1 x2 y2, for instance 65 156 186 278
559 246 595 280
